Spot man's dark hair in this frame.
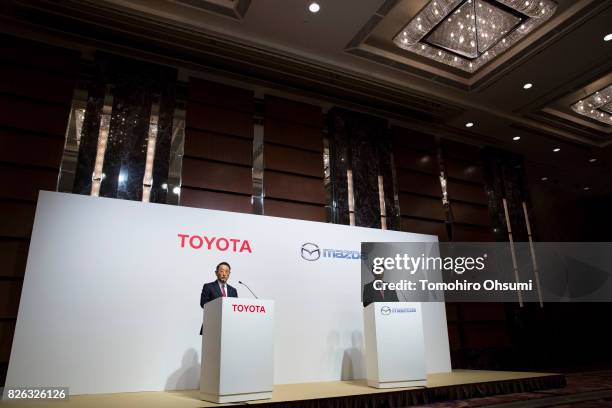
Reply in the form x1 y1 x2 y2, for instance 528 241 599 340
215 262 231 272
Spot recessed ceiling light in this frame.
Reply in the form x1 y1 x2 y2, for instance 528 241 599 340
465 122 474 128
584 187 591 191
541 177 548 181
589 158 597 163
513 136 521 141
553 147 560 152
523 83 533 89
604 33 612 42
308 2 320 13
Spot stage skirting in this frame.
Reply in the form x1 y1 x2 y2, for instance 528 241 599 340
0 370 565 407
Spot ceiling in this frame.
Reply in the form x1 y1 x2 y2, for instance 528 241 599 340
1 0 612 195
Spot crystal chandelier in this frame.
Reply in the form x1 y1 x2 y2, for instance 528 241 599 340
571 85 612 125
394 0 557 73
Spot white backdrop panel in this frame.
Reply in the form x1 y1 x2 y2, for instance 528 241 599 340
5 192 451 395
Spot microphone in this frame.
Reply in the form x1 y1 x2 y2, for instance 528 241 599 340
238 281 259 299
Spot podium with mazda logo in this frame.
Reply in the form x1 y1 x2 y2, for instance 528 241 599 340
363 302 427 388
200 297 274 403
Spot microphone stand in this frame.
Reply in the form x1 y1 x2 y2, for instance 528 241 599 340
238 281 259 299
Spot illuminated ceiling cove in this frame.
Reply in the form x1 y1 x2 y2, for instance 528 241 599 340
571 85 612 125
393 0 557 72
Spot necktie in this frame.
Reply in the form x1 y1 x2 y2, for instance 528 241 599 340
380 289 385 300
221 284 227 297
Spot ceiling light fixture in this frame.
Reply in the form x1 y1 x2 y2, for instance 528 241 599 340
523 83 533 89
513 136 521 140
584 187 591 191
604 33 612 42
571 84 612 125
553 147 560 152
589 158 597 163
541 177 548 181
393 0 557 73
308 2 320 13
465 122 474 127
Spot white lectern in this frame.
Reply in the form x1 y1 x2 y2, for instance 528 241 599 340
200 297 274 403
363 302 427 388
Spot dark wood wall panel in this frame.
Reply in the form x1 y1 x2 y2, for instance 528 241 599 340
397 169 442 197
0 95 70 136
183 78 254 213
0 281 22 319
0 35 79 383
441 139 481 161
1 36 78 73
264 199 326 222
263 96 324 220
0 130 64 168
392 127 437 152
0 165 57 201
0 65 75 105
187 102 253 138
447 180 487 204
0 240 29 278
400 217 447 238
265 172 326 204
182 158 252 194
452 202 491 227
0 321 15 363
184 130 252 166
399 193 446 220
264 96 323 127
394 148 439 174
264 120 323 152
453 224 495 241
189 79 254 113
393 126 447 242
0 202 37 239
264 144 323 177
445 158 485 184
442 139 493 246
180 188 252 213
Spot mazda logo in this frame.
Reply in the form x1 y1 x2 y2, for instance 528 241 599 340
381 306 391 315
301 243 320 261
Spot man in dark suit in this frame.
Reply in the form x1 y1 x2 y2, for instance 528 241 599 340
362 267 399 307
200 261 238 334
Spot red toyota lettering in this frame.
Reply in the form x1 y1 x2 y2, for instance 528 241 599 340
204 236 215 250
216 238 229 251
178 234 189 248
189 235 203 249
240 240 252 253
231 304 266 313
178 234 252 254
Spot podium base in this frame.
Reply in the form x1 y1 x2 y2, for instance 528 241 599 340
200 390 272 403
367 379 427 389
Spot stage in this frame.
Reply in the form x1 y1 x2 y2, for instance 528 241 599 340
1 370 565 407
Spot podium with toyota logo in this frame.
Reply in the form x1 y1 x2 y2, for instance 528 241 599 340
363 302 427 388
200 297 274 403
